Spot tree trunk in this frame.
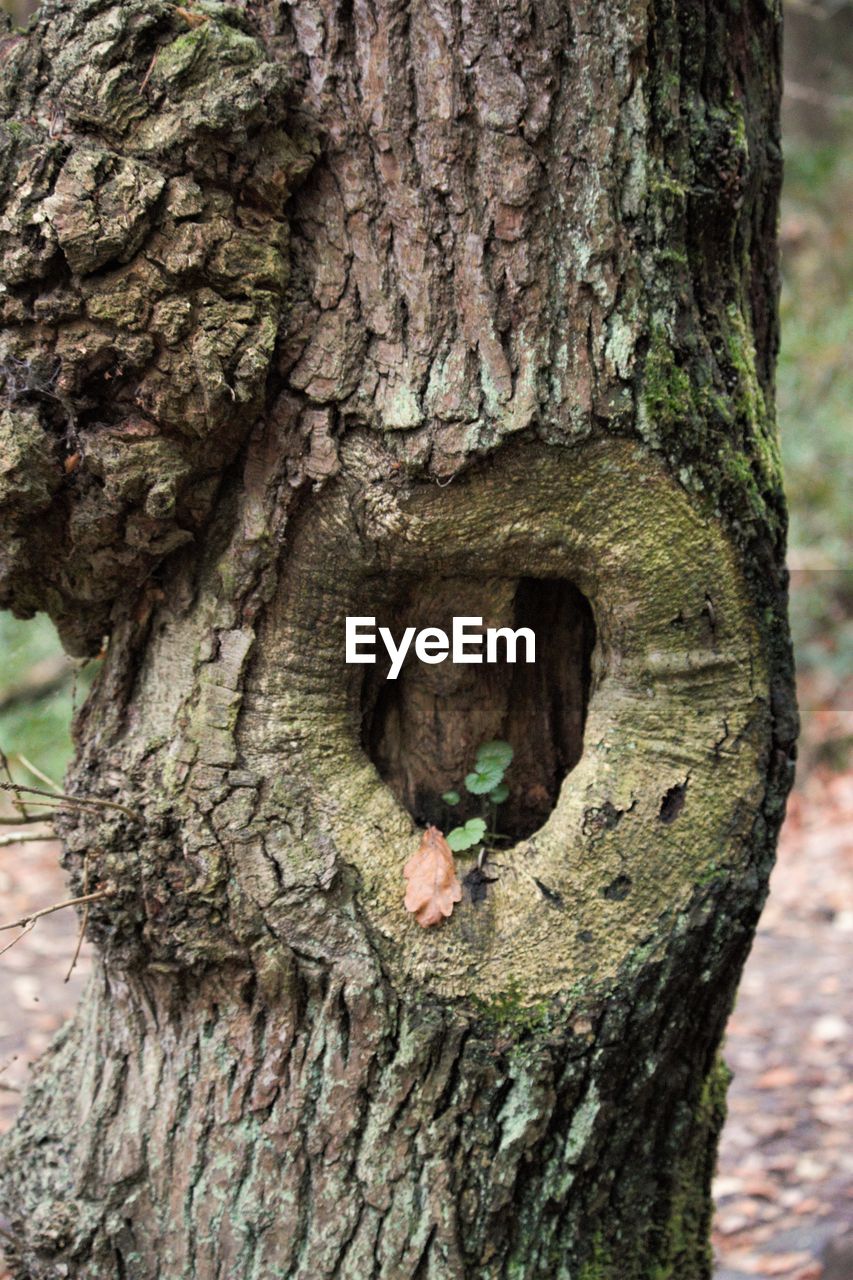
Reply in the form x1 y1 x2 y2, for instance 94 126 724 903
0 1 796 1277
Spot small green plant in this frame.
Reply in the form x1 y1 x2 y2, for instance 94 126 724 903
443 739 513 857
443 816 487 852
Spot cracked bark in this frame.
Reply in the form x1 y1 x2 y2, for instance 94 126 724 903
0 1 796 1277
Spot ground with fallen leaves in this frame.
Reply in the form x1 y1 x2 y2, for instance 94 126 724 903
712 759 853 1280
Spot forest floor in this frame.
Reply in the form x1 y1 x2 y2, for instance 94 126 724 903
1 673 850 1279
712 760 853 1279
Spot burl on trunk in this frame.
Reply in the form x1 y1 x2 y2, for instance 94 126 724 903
0 0 795 1277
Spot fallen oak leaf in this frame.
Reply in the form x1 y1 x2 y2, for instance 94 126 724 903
404 825 462 928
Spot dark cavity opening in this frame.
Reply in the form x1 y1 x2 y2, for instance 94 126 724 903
361 576 596 844
658 780 687 824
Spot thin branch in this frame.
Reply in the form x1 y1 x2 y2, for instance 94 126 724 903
0 919 35 958
0 880 114 959
0 796 61 807
0 830 59 847
0 813 54 826
65 853 90 983
139 46 159 95
0 781 69 804
0 889 113 935
0 782 139 821
14 753 63 794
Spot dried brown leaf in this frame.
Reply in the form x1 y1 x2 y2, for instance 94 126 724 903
403 826 462 928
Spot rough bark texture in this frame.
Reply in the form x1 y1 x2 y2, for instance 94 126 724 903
0 1 796 1278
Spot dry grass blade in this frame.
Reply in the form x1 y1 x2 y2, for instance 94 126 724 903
14 754 63 794
65 852 90 983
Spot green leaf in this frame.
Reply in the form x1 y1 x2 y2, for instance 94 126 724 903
446 829 472 851
465 763 503 795
476 739 513 770
441 790 460 806
446 818 487 852
488 782 509 804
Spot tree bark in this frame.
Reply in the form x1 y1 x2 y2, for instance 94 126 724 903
0 1 796 1277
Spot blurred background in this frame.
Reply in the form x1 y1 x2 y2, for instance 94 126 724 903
0 0 851 1277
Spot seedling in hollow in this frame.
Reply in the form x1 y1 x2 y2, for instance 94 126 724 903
442 739 513 867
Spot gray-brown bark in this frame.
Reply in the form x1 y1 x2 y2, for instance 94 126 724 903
0 0 796 1277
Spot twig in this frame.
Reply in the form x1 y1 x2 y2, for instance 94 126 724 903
0 889 113 935
0 795 61 807
14 754 63 794
0 781 69 804
0 919 35 958
0 888 113 958
65 853 90 983
0 830 59 847
0 813 54 826
0 782 139 821
139 46 159 94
